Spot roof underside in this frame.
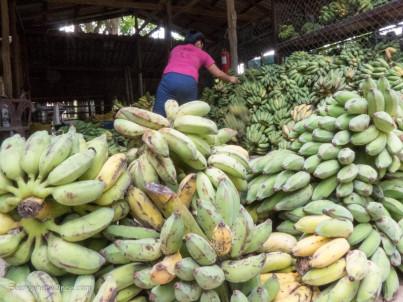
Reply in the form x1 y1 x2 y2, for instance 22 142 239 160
15 0 275 61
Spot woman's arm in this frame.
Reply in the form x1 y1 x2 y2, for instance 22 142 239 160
207 64 239 83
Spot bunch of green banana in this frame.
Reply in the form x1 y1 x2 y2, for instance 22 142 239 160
246 82 403 301
244 124 271 155
135 92 155 111
386 63 403 92
301 22 322 34
0 127 161 301
278 24 298 41
312 69 347 101
355 57 391 83
318 0 349 24
201 33 403 156
336 41 367 68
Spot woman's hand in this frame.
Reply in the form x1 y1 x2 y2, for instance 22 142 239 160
229 76 240 84
207 64 240 84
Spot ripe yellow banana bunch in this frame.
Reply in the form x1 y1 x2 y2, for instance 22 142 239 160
115 100 248 195
282 121 296 141
291 104 314 122
121 167 273 302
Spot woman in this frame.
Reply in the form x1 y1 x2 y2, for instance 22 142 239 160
153 30 239 116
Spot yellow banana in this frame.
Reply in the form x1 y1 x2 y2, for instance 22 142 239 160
93 276 118 302
309 238 350 268
292 235 330 257
302 258 346 286
261 232 297 253
151 252 182 285
177 173 197 208
210 222 232 256
294 215 331 234
127 186 165 230
95 170 131 206
276 285 313 302
0 213 19 234
96 153 128 191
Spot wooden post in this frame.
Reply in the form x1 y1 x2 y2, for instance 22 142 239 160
136 41 144 97
225 0 238 73
134 18 144 97
10 0 23 97
124 68 131 105
128 68 134 103
165 0 173 54
272 0 282 64
1 0 13 97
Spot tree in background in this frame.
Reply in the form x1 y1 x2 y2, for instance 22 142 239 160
76 16 158 36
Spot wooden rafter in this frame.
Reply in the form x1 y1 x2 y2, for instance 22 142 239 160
241 0 270 14
173 0 201 18
47 0 256 20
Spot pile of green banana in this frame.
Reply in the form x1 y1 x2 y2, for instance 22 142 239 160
135 92 155 111
279 0 392 41
202 37 403 156
246 80 403 301
318 0 390 26
318 0 352 25
0 98 297 302
110 176 279 302
0 125 156 300
110 99 321 301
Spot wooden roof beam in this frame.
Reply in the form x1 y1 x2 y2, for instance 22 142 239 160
173 0 200 18
44 9 127 27
48 0 256 20
241 0 270 14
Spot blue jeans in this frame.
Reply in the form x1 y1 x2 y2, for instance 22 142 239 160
153 72 198 116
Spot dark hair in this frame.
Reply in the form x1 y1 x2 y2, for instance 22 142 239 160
184 30 205 45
